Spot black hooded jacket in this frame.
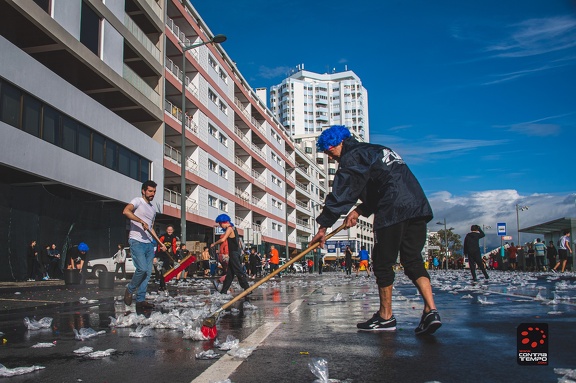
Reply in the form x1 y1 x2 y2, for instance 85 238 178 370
317 137 433 230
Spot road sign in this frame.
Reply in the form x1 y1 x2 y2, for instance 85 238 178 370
497 223 506 236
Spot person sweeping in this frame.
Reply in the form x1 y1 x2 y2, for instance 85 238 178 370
210 214 250 295
310 125 442 335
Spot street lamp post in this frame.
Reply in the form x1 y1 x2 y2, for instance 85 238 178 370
482 225 492 254
515 204 528 246
180 34 226 243
436 218 454 270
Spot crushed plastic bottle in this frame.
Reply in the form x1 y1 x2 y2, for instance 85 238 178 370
0 363 45 377
24 317 53 330
195 350 221 360
84 349 115 359
129 325 153 338
74 328 106 341
31 342 55 348
182 327 209 341
227 346 254 359
73 346 94 355
330 293 346 302
219 335 239 351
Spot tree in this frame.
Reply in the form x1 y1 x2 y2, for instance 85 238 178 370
429 229 462 267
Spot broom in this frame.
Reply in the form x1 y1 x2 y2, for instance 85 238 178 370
200 223 346 339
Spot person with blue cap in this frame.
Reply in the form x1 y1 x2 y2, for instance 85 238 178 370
310 125 441 336
210 214 250 295
66 242 89 285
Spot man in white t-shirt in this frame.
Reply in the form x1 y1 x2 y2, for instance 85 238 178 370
553 230 572 273
122 180 166 309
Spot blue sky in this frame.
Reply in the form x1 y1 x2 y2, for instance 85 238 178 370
191 0 576 247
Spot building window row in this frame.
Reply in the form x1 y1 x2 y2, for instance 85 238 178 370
0 78 150 182
207 158 228 180
208 54 228 83
208 194 228 212
208 123 228 147
208 89 228 115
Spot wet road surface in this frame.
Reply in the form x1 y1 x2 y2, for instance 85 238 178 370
0 271 575 382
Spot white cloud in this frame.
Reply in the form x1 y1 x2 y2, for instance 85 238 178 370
428 190 576 251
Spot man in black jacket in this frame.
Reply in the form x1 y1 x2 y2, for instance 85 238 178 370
463 225 489 282
311 125 441 336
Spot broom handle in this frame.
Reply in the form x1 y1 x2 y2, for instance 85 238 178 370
218 223 347 312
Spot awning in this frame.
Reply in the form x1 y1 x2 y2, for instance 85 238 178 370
519 217 576 234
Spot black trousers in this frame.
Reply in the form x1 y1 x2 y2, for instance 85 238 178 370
469 252 488 280
372 218 430 287
115 262 126 279
220 251 249 293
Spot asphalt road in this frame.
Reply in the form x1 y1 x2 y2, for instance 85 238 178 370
0 270 575 383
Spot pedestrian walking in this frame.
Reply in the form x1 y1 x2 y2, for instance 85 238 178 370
344 245 353 276
547 241 557 272
310 125 441 335
122 180 166 310
210 214 250 295
357 246 370 277
464 225 489 282
249 247 260 279
534 238 546 271
269 245 279 275
113 244 127 280
553 230 572 273
48 244 61 279
26 240 39 281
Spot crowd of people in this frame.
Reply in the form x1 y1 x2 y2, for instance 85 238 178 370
25 240 90 282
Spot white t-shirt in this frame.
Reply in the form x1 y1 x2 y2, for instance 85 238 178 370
559 235 568 250
128 197 156 243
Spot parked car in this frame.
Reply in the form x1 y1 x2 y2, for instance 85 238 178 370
86 247 135 277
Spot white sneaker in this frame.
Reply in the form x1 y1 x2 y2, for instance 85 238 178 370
121 278 126 281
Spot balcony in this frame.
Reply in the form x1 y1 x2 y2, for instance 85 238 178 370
164 188 198 215
123 64 160 106
164 144 199 175
124 13 161 63
165 58 199 98
164 99 199 136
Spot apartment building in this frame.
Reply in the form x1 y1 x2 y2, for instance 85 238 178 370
268 68 374 258
269 67 369 141
0 0 325 280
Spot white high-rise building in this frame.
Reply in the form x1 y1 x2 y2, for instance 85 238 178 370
270 67 373 259
270 67 369 141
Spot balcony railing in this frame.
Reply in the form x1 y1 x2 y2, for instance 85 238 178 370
165 58 199 98
164 188 198 215
251 196 267 210
123 64 160 106
234 156 251 175
166 17 200 62
164 99 198 136
124 13 161 62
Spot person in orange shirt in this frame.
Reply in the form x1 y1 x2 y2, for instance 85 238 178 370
269 245 280 275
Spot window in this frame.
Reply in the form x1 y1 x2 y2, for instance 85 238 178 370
208 124 217 137
219 100 227 114
22 95 41 137
218 132 227 146
219 68 227 82
129 151 139 179
118 146 130 176
208 195 217 207
140 158 150 181
208 159 217 172
208 89 217 104
77 124 91 159
42 106 60 145
278 224 283 233
105 140 118 170
61 116 78 153
0 81 21 128
92 133 105 165
219 166 227 179
208 55 217 70
328 168 336 175
272 222 277 230
219 200 228 212
305 147 312 154
80 1 101 56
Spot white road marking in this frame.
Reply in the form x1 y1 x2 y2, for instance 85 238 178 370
191 299 304 383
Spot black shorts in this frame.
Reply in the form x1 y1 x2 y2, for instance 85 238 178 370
202 260 210 269
558 249 568 261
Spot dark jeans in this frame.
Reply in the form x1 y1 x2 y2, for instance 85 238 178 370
220 251 249 293
115 262 126 279
469 252 488 280
372 218 430 287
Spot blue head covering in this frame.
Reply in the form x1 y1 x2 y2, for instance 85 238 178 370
78 242 89 252
316 125 351 151
215 214 233 226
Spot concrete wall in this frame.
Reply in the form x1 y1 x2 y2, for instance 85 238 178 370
0 36 163 205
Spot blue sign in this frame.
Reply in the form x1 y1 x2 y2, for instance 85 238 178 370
497 223 506 236
325 240 355 253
